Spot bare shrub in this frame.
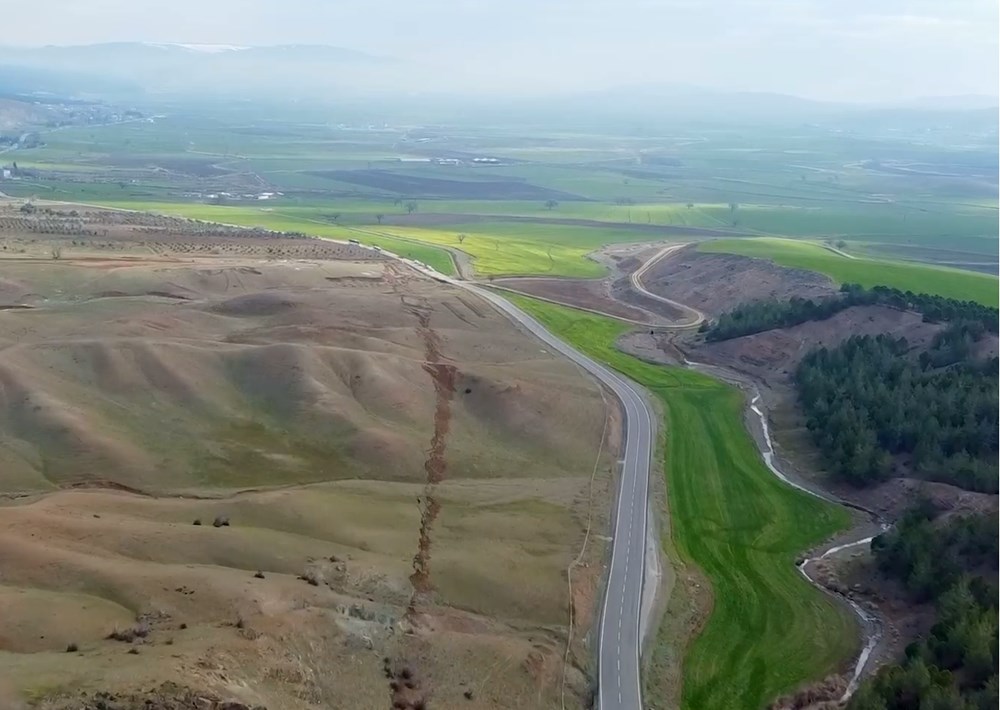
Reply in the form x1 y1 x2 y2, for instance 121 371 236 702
299 568 323 586
106 624 150 642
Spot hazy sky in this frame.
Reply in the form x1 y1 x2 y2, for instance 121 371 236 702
4 0 998 100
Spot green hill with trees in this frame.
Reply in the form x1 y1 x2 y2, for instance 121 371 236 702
796 326 998 493
849 505 998 710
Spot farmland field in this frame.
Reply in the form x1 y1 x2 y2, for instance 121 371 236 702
700 238 999 307
93 201 458 275
362 224 608 277
98 197 728 225
372 222 662 277
7 109 997 281
505 294 856 710
92 203 688 278
697 202 998 251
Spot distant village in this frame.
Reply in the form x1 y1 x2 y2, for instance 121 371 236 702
396 156 503 166
0 95 147 168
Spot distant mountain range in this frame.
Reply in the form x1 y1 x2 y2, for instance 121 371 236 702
449 83 999 132
890 94 1000 111
0 43 995 130
0 42 394 98
0 41 390 67
531 83 999 121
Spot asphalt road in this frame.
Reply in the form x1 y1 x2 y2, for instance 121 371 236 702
396 256 655 709
459 282 655 710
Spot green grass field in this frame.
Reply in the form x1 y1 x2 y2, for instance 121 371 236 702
504 294 855 710
13 111 997 261
89 201 668 278
86 193 728 227
701 238 999 307
698 202 998 251
377 225 604 277
374 222 655 277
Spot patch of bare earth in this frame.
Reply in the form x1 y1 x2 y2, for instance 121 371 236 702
0 226 615 709
0 201 387 263
640 245 836 318
494 242 699 326
611 273 689 322
693 305 943 385
589 242 704 323
853 478 999 522
38 683 266 710
768 676 848 710
494 277 655 323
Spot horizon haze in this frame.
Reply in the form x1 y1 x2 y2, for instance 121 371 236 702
1 0 997 102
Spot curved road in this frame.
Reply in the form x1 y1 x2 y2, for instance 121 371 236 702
629 244 706 328
408 261 655 710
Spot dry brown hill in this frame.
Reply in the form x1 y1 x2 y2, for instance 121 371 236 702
641 244 836 317
0 247 612 710
0 259 602 495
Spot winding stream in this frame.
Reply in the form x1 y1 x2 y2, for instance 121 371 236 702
750 392 886 701
677 340 888 701
803 536 882 699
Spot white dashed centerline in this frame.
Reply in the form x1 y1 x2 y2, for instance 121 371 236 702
423 275 654 710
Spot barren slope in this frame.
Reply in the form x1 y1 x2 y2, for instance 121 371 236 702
641 244 836 317
692 305 944 385
0 259 602 494
0 250 613 710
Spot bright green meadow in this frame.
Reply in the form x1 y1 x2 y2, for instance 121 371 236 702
505 294 856 710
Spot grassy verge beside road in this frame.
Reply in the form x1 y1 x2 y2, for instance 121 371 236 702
701 237 999 307
505 293 856 709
